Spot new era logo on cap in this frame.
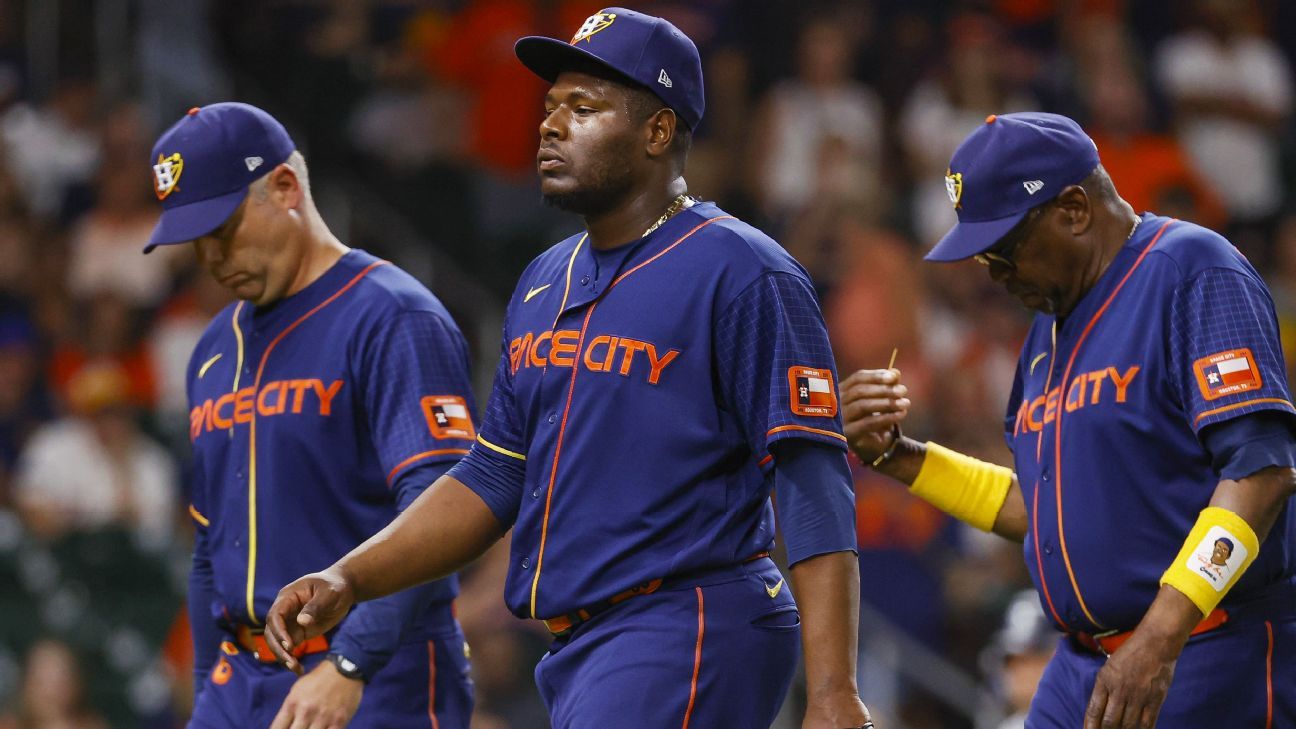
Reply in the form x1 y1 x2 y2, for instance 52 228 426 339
658 69 672 88
143 103 296 253
926 112 1101 262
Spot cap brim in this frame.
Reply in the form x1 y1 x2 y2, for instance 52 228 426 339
143 188 247 254
924 211 1028 262
515 36 634 86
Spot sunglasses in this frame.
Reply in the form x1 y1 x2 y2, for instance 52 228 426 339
974 204 1047 269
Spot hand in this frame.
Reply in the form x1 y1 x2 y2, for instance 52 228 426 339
265 567 356 674
268 659 364 729
840 368 909 462
802 691 873 728
1083 629 1179 729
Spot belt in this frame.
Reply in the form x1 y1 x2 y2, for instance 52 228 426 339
233 624 331 664
1073 608 1229 657
543 551 771 637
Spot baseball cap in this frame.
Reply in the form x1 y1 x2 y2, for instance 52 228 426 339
926 112 1100 262
144 102 296 253
515 7 705 130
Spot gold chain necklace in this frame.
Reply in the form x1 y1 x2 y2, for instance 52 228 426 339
643 194 695 237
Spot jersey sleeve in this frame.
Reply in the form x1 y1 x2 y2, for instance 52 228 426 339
357 310 478 485
715 271 847 465
447 325 527 528
1168 267 1296 433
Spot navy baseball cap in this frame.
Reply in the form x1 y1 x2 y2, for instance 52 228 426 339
144 102 296 253
515 7 704 130
926 112 1101 262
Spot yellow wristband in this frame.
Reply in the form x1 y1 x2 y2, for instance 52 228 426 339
1160 506 1260 616
909 442 1013 532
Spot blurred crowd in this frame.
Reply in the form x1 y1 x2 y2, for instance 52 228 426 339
2 0 1296 727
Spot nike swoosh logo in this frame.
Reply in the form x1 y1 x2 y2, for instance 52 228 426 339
198 354 223 379
524 284 551 302
765 578 785 599
1029 351 1049 375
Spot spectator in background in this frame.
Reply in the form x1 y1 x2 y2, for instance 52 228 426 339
13 361 176 546
900 13 1037 248
0 639 107 729
0 78 100 221
67 157 180 309
48 291 157 411
146 271 231 450
751 14 884 226
1156 0 1292 244
1073 17 1226 230
979 590 1057 729
0 314 52 507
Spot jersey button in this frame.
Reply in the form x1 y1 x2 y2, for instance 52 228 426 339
531 488 541 499
547 413 557 424
521 557 531 569
579 275 590 286
1044 545 1053 555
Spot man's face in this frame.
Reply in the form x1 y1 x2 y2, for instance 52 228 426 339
537 70 646 216
191 192 298 306
1211 540 1233 566
978 200 1086 316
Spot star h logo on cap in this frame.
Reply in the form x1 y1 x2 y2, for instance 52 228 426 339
153 153 184 200
571 12 616 44
945 170 963 209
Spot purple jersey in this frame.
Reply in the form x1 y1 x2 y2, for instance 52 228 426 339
450 201 848 620
186 249 475 635
1006 214 1296 634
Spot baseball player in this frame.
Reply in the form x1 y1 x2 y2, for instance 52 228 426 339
144 102 475 728
265 9 874 729
843 112 1296 728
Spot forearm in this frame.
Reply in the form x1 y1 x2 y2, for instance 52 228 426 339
789 550 861 702
875 437 1029 541
337 475 504 602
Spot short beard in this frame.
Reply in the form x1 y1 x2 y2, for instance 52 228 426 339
540 144 637 217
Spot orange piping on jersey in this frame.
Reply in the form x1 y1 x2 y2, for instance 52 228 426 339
243 259 389 624
189 504 210 527
1052 219 1174 631
1031 481 1066 629
386 449 471 484
766 424 848 442
1030 322 1062 628
529 216 733 618
1193 398 1295 427
427 640 440 729
758 454 774 468
1265 620 1274 729
681 586 705 729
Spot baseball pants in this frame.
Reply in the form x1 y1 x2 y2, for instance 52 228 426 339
188 625 473 729
1028 615 1295 727
535 557 801 729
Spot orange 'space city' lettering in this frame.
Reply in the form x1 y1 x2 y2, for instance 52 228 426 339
1013 365 1140 436
190 379 344 441
509 329 681 385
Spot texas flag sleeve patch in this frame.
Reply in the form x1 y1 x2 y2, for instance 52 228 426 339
421 395 477 439
1193 348 1263 401
787 366 838 417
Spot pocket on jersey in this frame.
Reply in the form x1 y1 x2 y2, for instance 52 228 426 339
750 605 801 632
